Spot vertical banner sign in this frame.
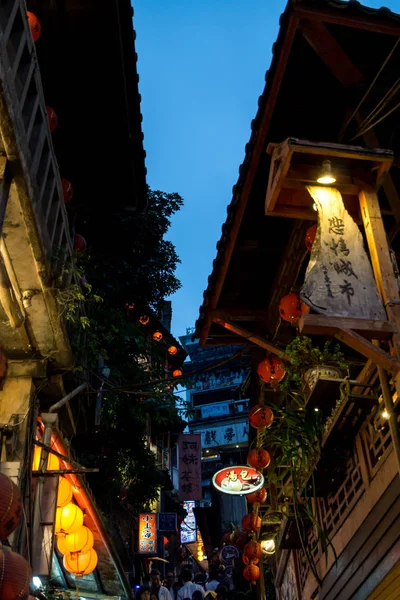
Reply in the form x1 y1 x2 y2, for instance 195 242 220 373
180 501 196 544
138 513 157 554
178 434 202 501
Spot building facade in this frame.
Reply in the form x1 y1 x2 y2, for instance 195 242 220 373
180 333 249 533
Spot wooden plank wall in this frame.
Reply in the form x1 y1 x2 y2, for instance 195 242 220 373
319 475 400 600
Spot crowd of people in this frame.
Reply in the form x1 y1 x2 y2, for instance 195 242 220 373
136 568 247 600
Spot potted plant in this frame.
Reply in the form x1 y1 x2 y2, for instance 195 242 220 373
281 335 347 392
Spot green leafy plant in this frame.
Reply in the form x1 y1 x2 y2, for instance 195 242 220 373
260 395 336 582
280 335 347 390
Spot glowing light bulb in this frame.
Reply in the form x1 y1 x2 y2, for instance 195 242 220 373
382 408 390 419
317 160 336 185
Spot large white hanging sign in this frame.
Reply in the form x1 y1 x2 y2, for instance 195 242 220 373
212 466 264 495
301 186 385 319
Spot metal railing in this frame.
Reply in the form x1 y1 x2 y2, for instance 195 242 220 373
0 0 73 275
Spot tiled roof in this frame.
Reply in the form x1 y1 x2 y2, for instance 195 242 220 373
194 0 400 341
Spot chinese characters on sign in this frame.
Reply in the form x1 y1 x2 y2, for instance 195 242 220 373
301 186 385 319
180 500 197 544
212 466 264 496
178 434 202 501
138 513 157 554
200 419 248 448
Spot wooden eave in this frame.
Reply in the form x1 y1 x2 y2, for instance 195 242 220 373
265 137 393 218
195 0 400 349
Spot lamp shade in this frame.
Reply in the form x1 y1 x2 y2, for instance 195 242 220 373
64 548 98 576
0 548 31 600
243 541 262 561
247 448 271 470
74 234 87 253
27 12 41 42
61 178 74 203
243 564 260 583
33 446 59 471
257 357 286 384
248 404 274 430
247 487 267 504
57 526 94 555
46 106 58 132
241 513 261 533
55 503 84 536
57 477 73 508
0 473 23 541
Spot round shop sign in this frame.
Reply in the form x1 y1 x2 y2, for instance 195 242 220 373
212 466 264 495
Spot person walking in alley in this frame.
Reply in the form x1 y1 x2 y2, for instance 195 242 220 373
151 569 172 600
177 569 205 600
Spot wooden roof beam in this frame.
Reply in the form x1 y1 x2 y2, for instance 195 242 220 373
299 19 364 88
211 309 268 322
212 317 286 358
299 19 400 228
293 5 400 37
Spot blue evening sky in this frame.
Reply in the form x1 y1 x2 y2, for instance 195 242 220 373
133 0 394 339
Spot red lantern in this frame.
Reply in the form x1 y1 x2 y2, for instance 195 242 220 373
139 315 150 325
243 564 260 583
46 106 58 132
27 12 41 42
61 179 74 203
305 224 317 251
0 473 23 541
242 554 259 565
257 357 286 384
74 234 87 253
279 292 310 324
241 513 261 533
173 369 182 378
247 487 267 504
0 548 31 600
247 448 271 470
243 541 262 561
248 404 274 429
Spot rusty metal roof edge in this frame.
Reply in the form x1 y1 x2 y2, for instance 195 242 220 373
193 0 400 342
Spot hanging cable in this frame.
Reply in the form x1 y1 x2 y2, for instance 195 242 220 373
351 98 400 141
355 75 400 133
340 36 400 140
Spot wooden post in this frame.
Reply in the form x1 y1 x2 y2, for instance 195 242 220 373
359 188 400 476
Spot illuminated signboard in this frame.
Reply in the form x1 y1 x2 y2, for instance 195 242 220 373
138 513 157 554
180 500 196 544
212 466 264 495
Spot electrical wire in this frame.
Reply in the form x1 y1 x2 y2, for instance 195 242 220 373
340 36 400 140
81 346 252 395
351 98 400 141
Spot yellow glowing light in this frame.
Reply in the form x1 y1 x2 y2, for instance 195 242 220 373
317 160 336 185
33 447 60 471
57 477 73 508
63 548 98 576
57 526 94 555
260 539 275 555
55 503 84 536
382 408 390 419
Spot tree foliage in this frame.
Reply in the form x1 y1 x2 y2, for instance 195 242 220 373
70 187 186 513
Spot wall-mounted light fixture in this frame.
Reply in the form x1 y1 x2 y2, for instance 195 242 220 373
317 160 336 185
